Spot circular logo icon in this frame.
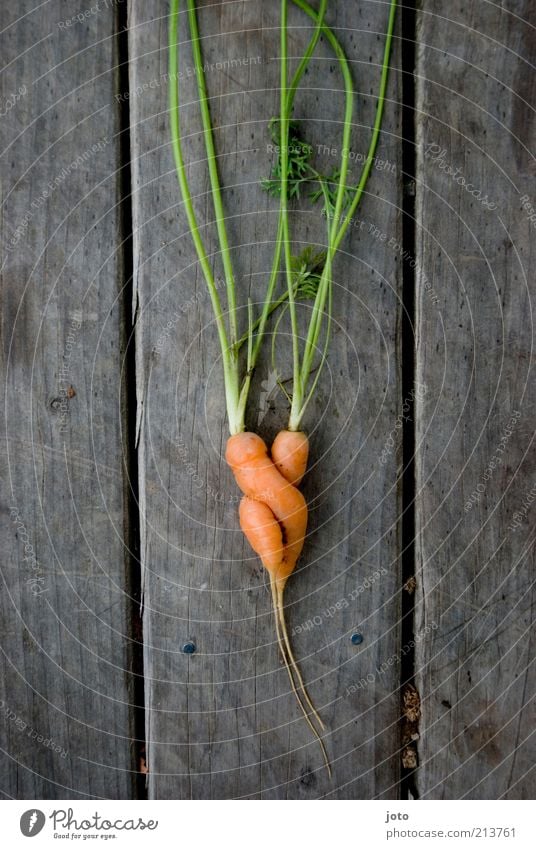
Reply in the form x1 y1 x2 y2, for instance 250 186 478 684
20 810 46 837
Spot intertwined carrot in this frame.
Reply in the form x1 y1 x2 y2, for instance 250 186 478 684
226 430 330 775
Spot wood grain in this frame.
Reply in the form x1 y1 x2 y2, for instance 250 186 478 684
414 0 536 799
0 1 135 798
129 0 404 798
2 0 533 803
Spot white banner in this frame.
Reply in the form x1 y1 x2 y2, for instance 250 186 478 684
2 800 534 847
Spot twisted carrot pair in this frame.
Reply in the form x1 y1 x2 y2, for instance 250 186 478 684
226 431 330 775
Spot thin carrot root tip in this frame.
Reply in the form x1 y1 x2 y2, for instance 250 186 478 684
271 582 331 777
275 583 326 732
227 430 331 776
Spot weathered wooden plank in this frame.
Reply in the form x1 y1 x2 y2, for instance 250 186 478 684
414 0 536 798
130 0 403 798
0 2 135 797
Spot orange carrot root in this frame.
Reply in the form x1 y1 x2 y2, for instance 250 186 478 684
226 431 307 582
239 496 283 570
226 430 331 776
271 429 309 487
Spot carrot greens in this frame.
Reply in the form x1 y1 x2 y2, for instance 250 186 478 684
169 0 328 434
263 0 398 430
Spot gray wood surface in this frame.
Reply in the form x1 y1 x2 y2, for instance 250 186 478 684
0 1 134 798
129 0 403 798
414 0 536 799
3 0 533 804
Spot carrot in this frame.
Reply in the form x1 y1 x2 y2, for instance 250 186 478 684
226 431 330 775
271 429 309 486
268 429 330 749
171 0 397 783
238 497 283 571
226 432 307 583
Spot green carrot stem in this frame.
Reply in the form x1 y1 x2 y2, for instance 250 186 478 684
280 0 304 419
186 0 239 350
169 0 241 433
334 0 398 251
246 298 254 374
290 0 397 253
246 0 328 378
294 1 354 407
172 0 329 431
237 286 292 352
288 0 397 430
241 0 329 423
237 2 328 419
298 275 333 421
287 0 328 111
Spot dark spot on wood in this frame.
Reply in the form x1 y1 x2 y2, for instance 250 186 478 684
300 768 316 787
